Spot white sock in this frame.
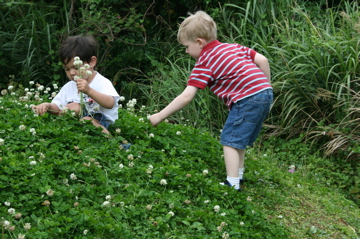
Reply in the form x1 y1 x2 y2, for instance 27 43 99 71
238 168 245 180
227 176 240 190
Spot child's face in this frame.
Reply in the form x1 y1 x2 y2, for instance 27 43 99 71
63 57 95 82
181 39 203 60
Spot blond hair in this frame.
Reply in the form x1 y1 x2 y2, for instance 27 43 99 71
177 11 217 43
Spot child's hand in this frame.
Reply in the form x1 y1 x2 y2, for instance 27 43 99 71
76 78 90 94
149 113 163 127
32 103 50 115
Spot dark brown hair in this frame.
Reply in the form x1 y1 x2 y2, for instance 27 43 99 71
59 35 98 65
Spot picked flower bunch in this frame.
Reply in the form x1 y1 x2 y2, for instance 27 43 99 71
73 56 92 117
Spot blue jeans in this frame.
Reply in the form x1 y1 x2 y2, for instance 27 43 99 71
220 89 273 149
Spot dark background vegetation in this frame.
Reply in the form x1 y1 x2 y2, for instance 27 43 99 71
0 0 359 204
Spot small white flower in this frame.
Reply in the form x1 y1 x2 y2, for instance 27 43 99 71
202 169 208 175
29 128 36 133
86 70 92 76
119 96 125 102
128 162 134 167
4 201 11 206
139 118 144 122
160 179 167 185
176 131 181 135
278 215 283 219
246 196 252 202
168 211 175 217
127 154 134 160
0 138 4 145
3 220 10 226
70 173 77 180
46 189 54 196
74 76 80 82
19 125 26 130
8 208 16 215
102 201 110 207
53 84 58 89
83 229 88 235
30 161 37 165
37 85 44 91
18 233 25 239
24 223 31 230
204 200 210 204
8 85 14 90
220 212 226 216
115 128 121 133
240 221 245 226
149 133 154 138
214 205 220 213
222 232 230 239
119 164 124 169
105 195 112 201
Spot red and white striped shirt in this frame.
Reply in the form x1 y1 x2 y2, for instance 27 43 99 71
187 40 272 109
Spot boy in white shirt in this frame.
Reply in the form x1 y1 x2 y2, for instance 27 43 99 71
32 35 120 134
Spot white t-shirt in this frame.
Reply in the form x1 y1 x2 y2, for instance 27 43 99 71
52 72 120 123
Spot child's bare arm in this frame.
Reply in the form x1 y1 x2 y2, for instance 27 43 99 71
254 53 271 83
76 78 115 109
32 103 61 115
149 86 198 126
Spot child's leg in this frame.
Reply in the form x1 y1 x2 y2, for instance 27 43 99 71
65 102 80 116
81 116 110 134
223 146 245 190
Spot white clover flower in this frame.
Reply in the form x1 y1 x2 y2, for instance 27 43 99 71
176 131 181 135
19 125 26 130
1 89 7 95
83 229 88 235
160 179 167 185
148 165 153 170
115 128 121 133
246 196 252 202
222 232 229 239
29 81 34 85
29 128 36 133
24 223 31 230
102 201 110 207
138 118 144 122
278 215 283 219
214 205 220 213
119 96 125 102
127 154 134 160
18 234 25 239
204 200 210 203
128 162 134 168
3 220 10 227
74 56 80 61
119 164 124 169
37 85 44 91
53 84 58 89
240 221 245 226
4 201 10 206
70 173 77 180
11 92 16 96
46 189 54 196
105 195 112 201
0 138 4 145
8 85 14 90
221 212 226 216
74 76 80 82
168 211 175 217
30 161 37 166
8 208 15 215
149 133 154 138
86 70 92 76
146 204 152 210
202 169 208 175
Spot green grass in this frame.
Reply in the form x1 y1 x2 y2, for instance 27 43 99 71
0 82 359 238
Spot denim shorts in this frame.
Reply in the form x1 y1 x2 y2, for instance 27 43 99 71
83 112 112 129
220 89 273 149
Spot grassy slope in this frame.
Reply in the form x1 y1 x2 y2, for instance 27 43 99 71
0 96 359 238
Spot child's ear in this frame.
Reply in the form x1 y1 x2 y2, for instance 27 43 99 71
196 38 207 49
89 56 97 68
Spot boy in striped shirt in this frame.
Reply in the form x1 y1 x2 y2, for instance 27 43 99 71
149 11 273 191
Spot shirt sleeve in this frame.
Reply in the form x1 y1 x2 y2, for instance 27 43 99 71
187 64 213 89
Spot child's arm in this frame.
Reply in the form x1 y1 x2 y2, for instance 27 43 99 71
32 103 61 115
254 53 271 83
77 79 115 109
149 86 198 127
